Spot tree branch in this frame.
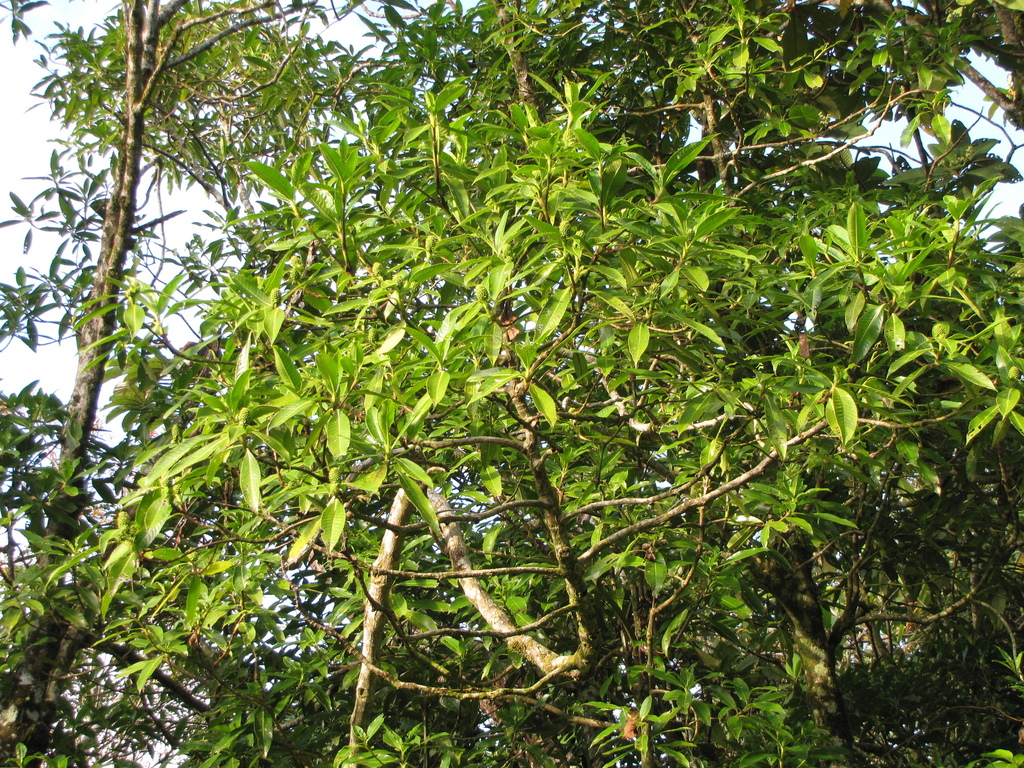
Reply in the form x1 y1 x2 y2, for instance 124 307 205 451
507 383 598 672
960 60 1022 127
98 641 210 714
165 15 275 69
349 490 413 745
370 564 563 579
491 0 538 111
429 488 574 677
580 421 830 562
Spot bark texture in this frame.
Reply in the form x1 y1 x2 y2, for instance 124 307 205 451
349 491 414 745
491 0 539 112
431 489 573 675
762 539 854 755
1 2 171 762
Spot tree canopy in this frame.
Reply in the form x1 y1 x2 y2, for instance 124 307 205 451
3 0 1024 765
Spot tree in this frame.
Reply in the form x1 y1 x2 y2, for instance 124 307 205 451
2 0 1024 765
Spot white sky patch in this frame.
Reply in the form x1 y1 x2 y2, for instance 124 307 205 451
0 1 113 398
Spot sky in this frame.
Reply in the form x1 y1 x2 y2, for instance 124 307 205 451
0 1 106 399
1 1 1022 405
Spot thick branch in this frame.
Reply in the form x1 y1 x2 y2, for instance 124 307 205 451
415 435 527 452
864 0 1024 127
762 538 854 751
63 0 150 473
370 565 562 579
156 0 190 30
738 120 883 197
10 4 160 753
349 490 413 745
405 605 575 641
98 641 210 713
507 383 598 672
508 696 618 729
856 556 1003 627
960 60 1022 127
429 489 573 676
491 0 538 111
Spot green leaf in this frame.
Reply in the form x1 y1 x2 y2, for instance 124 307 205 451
599 293 635 320
321 498 346 551
826 387 858 445
397 476 439 536
845 290 865 332
480 465 503 497
681 318 722 345
529 382 558 426
147 434 230 483
852 305 885 363
248 160 295 199
121 655 165 693
406 326 445 365
395 457 433 487
327 410 351 458
535 288 572 343
628 324 650 366
663 139 710 183
589 265 628 289
692 208 738 241
466 368 521 403
1011 411 1024 437
349 464 386 494
884 313 906 352
102 542 137 616
427 370 450 404
269 397 315 428
9 191 30 216
185 577 202 625
286 518 321 565
142 497 171 540
931 114 952 145
645 560 667 596
240 449 261 512
263 307 285 343
812 512 857 527
764 397 789 459
600 159 629 205
967 404 999 443
124 303 145 336
943 362 997 390
680 266 710 292
145 435 207 480
998 388 1021 417
573 128 603 159
374 325 406 357
273 348 303 390
315 352 342 396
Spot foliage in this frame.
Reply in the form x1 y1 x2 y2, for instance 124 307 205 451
3 0 1024 766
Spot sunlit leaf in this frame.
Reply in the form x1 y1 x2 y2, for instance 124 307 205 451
628 323 650 366
826 387 858 445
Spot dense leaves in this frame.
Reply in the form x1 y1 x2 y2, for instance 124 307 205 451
3 0 1024 766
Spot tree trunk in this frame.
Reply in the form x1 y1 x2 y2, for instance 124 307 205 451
1 3 168 762
762 539 854 755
